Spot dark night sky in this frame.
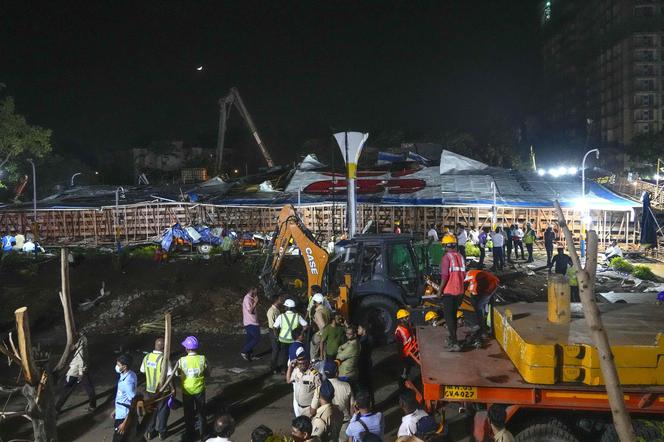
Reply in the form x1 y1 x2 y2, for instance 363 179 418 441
1 1 540 166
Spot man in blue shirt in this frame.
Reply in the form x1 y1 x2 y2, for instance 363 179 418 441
112 354 137 442
2 233 15 252
288 328 306 365
346 390 384 442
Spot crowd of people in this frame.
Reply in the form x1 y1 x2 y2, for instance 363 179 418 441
1 228 44 254
424 221 569 272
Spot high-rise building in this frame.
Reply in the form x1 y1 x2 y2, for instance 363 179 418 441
540 0 663 150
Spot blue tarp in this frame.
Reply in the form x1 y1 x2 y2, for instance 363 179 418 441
161 223 223 250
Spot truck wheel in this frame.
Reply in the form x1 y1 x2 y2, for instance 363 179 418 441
515 418 579 442
600 419 663 442
356 295 399 342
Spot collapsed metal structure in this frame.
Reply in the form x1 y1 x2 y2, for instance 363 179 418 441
0 201 641 249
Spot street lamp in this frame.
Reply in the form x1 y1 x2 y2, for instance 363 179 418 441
115 186 125 250
26 159 38 247
490 181 497 229
581 148 599 258
26 159 36 221
70 172 82 187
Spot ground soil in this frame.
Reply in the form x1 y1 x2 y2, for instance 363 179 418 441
0 247 657 441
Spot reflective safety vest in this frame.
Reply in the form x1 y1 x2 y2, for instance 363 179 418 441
442 251 466 295
566 266 578 287
141 352 164 394
464 270 500 296
278 311 299 344
524 230 535 245
394 324 413 358
178 354 206 395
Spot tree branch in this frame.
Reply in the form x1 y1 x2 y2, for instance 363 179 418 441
554 201 635 442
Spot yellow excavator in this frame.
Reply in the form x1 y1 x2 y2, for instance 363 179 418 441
260 204 429 336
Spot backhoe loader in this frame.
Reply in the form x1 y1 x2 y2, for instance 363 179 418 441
259 205 430 336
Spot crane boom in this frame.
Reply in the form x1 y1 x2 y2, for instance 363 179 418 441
215 87 275 174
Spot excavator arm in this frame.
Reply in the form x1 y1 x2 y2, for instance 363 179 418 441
260 205 329 299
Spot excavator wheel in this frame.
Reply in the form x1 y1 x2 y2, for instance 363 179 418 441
356 295 399 343
600 419 664 442
515 418 579 442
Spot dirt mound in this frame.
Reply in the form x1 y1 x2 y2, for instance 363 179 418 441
0 252 261 335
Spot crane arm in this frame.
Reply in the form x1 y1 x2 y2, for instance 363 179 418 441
215 87 275 174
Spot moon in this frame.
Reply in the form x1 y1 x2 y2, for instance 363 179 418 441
196 66 204 71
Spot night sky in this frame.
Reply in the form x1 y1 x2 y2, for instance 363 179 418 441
2 1 539 168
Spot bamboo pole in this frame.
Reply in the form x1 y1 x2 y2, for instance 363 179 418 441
554 201 635 442
158 313 171 391
15 307 38 385
55 248 76 371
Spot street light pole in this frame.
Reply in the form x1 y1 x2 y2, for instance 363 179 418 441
26 159 36 221
490 181 497 229
581 148 600 258
115 186 125 251
70 172 82 187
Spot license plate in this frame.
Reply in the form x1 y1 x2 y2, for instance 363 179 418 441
443 385 478 400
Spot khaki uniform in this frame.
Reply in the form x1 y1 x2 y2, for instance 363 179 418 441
336 339 359 379
290 366 320 417
312 403 344 442
311 378 353 442
310 304 331 359
494 428 516 442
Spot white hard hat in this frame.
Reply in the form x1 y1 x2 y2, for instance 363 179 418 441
284 299 296 308
312 293 324 304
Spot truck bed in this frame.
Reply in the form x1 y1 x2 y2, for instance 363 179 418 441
418 325 664 412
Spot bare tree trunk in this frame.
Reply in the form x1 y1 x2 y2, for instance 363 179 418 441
16 307 59 442
55 248 76 372
554 202 635 442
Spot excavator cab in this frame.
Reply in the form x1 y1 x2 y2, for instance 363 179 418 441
339 234 424 339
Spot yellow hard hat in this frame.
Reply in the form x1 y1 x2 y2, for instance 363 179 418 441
394 220 400 225
441 233 457 245
424 311 439 322
396 308 410 320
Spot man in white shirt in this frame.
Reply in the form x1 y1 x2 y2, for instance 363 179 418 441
491 228 505 271
397 390 428 437
206 414 235 442
456 224 468 259
512 225 525 260
426 224 439 242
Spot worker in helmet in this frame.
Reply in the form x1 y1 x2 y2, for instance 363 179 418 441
394 220 402 234
438 233 466 352
464 269 500 341
424 310 442 327
394 309 415 380
177 335 209 440
274 299 308 369
308 288 331 360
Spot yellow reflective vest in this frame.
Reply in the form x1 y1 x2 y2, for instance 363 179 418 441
278 311 299 344
141 352 164 394
178 354 206 395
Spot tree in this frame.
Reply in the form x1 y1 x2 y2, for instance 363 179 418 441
0 97 52 171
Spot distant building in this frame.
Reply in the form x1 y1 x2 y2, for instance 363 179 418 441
132 141 215 173
540 0 664 149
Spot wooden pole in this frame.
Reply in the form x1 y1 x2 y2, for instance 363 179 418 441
554 201 635 442
15 307 38 385
55 248 76 371
158 313 172 391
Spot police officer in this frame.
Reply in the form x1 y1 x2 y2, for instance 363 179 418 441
140 337 173 440
274 299 308 370
177 336 208 441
